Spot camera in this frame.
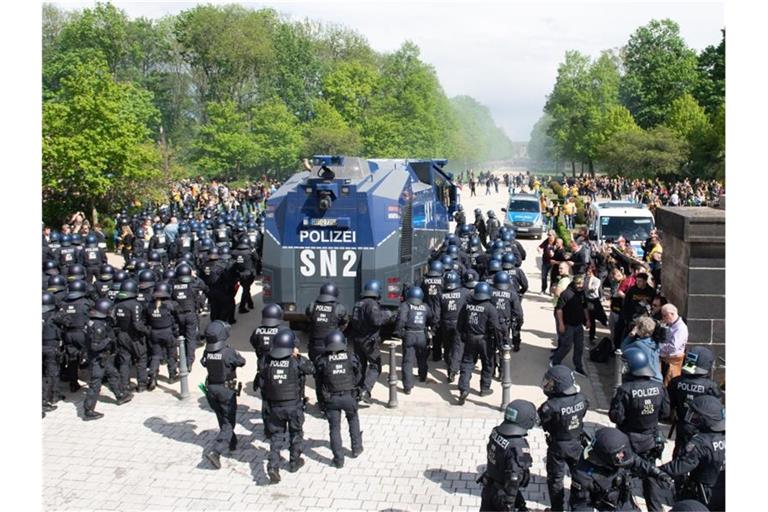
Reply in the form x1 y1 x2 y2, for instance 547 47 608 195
651 320 669 344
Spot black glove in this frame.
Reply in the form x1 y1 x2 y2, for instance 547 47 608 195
650 467 674 486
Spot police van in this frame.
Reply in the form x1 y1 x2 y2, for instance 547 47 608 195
261 156 458 321
502 193 545 239
587 201 655 254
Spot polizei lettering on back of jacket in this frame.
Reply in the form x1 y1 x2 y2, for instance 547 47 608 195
299 230 356 244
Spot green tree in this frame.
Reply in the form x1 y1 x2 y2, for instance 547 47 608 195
250 98 303 178
619 19 699 128
302 99 362 156
597 126 687 178
665 93 710 141
43 56 162 224
191 100 258 179
323 61 380 127
693 29 725 116
528 114 558 164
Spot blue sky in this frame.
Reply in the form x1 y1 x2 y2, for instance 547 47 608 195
53 1 724 141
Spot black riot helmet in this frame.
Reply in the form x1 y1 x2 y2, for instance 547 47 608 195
148 251 161 264
138 269 156 290
488 259 503 275
98 264 114 281
67 264 86 282
236 237 251 250
220 246 231 260
670 500 710 512
67 279 87 300
47 275 67 292
44 260 59 276
443 271 461 291
440 254 454 269
361 280 382 299
89 298 113 318
118 279 138 299
542 365 578 396
112 270 128 285
446 245 459 259
124 258 139 272
153 282 171 299
163 268 175 282
493 271 511 290
61 234 72 247
686 395 725 432
682 346 715 376
462 270 479 289
473 281 492 301
208 247 220 260
42 292 56 313
622 346 655 378
175 263 193 283
317 282 339 303
261 303 283 327
502 253 517 270
85 233 98 247
324 330 347 353
589 427 634 468
496 399 537 436
427 260 444 277
405 285 424 305
205 320 230 352
134 259 149 272
270 328 296 359
71 233 83 246
474 208 483 217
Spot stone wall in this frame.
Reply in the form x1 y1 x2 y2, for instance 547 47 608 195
655 206 726 381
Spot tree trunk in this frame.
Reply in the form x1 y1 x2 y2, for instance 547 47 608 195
589 159 595 177
571 160 576 177
580 161 585 177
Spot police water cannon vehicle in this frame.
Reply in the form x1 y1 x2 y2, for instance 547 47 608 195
262 155 459 321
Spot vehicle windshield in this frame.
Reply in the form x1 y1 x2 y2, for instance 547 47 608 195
508 200 540 213
600 216 654 241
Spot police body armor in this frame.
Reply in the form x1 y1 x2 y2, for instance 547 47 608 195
491 288 513 329
669 375 722 444
59 299 90 331
250 325 279 360
171 282 197 312
485 428 532 492
204 351 227 384
402 302 428 336
42 313 60 351
177 234 193 255
59 246 78 268
682 432 725 500
151 234 168 254
86 319 114 353
322 351 357 393
421 276 443 316
95 280 112 298
263 357 301 402
114 300 146 338
439 288 470 325
309 302 341 342
148 301 175 331
613 379 666 454
541 394 588 443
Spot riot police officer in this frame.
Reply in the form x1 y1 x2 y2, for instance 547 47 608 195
149 222 170 267
47 274 68 307
569 427 673 510
42 292 61 413
474 208 488 249
437 270 469 383
453 204 466 234
479 399 536 512
348 280 394 403
54 280 93 392
306 282 349 364
146 282 180 390
490 271 519 378
660 395 725 508
82 233 106 282
58 234 81 275
200 321 246 469
175 223 195 261
250 303 284 386
231 238 258 314
258 328 316 483
419 261 445 362
457 282 504 404
315 331 363 468
43 260 60 290
394 286 434 394
609 346 670 511
486 210 501 241
113 279 151 392
83 298 132 420
171 263 207 369
94 264 114 298
538 365 590 511
667 347 722 457
137 268 156 305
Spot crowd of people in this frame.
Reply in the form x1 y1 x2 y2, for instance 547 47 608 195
40 169 724 510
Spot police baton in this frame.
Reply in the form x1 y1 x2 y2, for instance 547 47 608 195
177 336 190 399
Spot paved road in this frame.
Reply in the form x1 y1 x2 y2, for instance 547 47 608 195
43 185 672 511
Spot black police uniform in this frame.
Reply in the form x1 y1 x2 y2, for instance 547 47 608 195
149 232 170 267
231 244 258 313
146 297 181 386
457 296 504 396
54 295 93 391
306 300 349 363
348 297 393 396
203 257 237 323
114 297 151 392
171 278 207 369
394 299 434 393
42 308 62 406
82 245 106 282
259 352 315 473
419 273 444 361
539 392 590 511
58 244 81 276
667 375 722 456
95 278 113 299
490 285 514 375
250 324 280 384
609 375 671 510
437 286 470 379
661 431 725 506
175 233 195 260
84 317 129 415
315 348 363 466
201 336 246 460
479 427 533 511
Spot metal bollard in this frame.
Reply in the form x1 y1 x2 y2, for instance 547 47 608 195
387 339 399 409
500 344 512 411
178 336 190 399
613 349 623 390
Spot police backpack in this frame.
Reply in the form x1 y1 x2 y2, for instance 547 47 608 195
589 337 613 363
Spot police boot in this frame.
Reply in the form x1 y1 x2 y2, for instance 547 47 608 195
69 382 82 393
480 388 493 397
267 468 281 484
361 390 372 405
83 410 104 421
332 457 344 469
288 457 305 473
457 390 469 405
447 371 456 383
229 436 238 452
115 393 133 405
42 402 57 413
147 375 157 391
206 451 221 470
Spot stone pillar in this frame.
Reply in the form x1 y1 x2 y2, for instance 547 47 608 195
655 206 725 382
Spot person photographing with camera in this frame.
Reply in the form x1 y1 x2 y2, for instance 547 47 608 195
621 316 664 383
